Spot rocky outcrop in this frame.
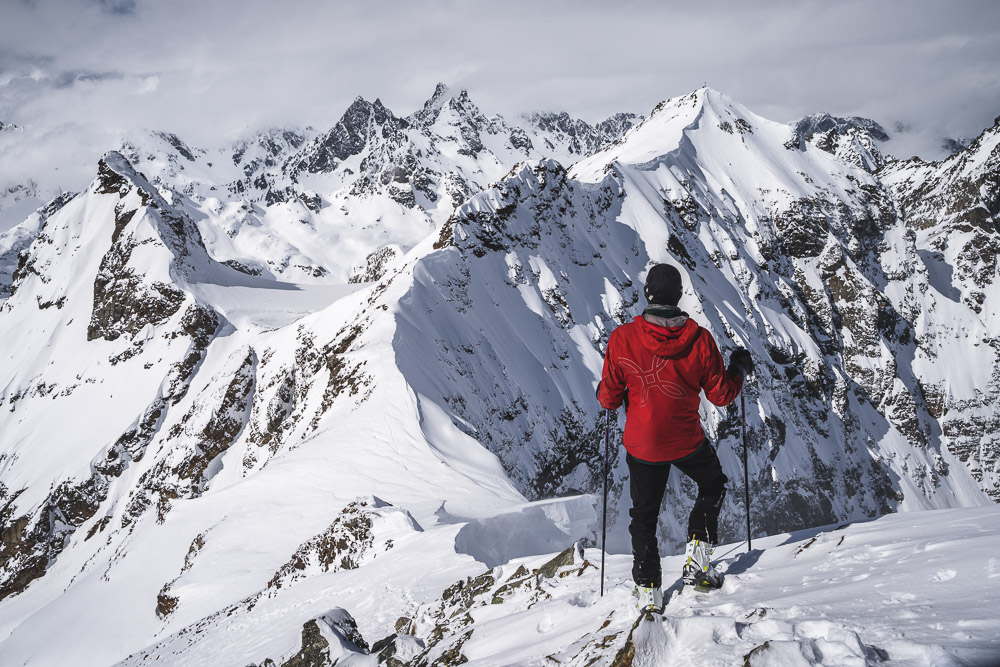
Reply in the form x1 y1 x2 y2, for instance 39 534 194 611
126 348 255 524
400 545 596 666
87 154 189 341
267 500 378 590
1 192 76 300
0 475 107 602
267 498 417 592
348 245 401 284
281 611 369 667
156 531 206 619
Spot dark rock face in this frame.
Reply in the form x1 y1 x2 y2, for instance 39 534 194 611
87 156 193 342
289 98 409 176
793 113 891 145
155 132 197 162
267 500 377 590
885 123 1000 499
2 192 76 299
0 476 107 602
128 348 255 524
88 267 185 342
941 136 972 154
348 246 400 284
281 620 332 667
524 110 642 156
279 611 370 667
774 198 830 258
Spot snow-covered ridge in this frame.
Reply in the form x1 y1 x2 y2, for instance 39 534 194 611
0 85 998 665
116 506 1000 666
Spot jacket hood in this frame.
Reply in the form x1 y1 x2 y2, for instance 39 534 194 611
634 315 700 357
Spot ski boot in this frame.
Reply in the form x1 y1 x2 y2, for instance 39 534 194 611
682 538 722 590
634 584 664 615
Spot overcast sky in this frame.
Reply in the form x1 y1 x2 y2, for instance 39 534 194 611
1 0 999 202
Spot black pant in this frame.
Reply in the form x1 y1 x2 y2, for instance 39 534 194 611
627 441 728 588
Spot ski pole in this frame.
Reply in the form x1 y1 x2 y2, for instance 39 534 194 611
601 408 610 596
741 392 752 552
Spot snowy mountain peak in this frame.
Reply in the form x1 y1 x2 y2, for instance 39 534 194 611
409 82 490 139
410 81 452 126
3 86 1000 666
286 95 408 177
97 150 164 205
569 86 766 180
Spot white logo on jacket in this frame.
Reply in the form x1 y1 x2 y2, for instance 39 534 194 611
619 356 689 406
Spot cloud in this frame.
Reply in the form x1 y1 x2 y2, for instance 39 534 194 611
0 0 998 205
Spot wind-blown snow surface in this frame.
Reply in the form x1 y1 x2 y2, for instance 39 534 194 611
1 86 998 664
98 507 1000 666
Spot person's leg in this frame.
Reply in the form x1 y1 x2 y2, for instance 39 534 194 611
627 453 671 588
672 440 728 543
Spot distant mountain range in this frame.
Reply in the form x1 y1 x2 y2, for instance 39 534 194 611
0 85 997 665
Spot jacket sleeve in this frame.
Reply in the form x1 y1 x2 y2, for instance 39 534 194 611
597 330 627 410
698 329 743 407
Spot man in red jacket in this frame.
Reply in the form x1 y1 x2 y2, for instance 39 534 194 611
598 263 752 613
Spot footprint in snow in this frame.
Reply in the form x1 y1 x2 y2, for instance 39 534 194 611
566 590 596 608
882 592 916 605
930 569 957 583
536 613 555 633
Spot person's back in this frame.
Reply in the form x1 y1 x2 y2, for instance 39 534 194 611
597 263 753 614
598 310 741 463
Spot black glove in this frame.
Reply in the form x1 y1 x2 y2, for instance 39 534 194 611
729 348 754 379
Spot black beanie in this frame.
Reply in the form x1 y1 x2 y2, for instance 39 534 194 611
644 264 682 306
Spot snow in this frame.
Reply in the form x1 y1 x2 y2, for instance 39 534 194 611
15 505 984 666
1 85 999 665
444 507 1000 666
187 281 366 330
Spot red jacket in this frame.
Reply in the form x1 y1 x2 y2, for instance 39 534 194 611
598 315 743 462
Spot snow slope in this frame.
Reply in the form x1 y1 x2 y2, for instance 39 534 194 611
115 506 1000 666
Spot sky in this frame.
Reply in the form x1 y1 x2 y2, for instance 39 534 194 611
1 0 999 217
